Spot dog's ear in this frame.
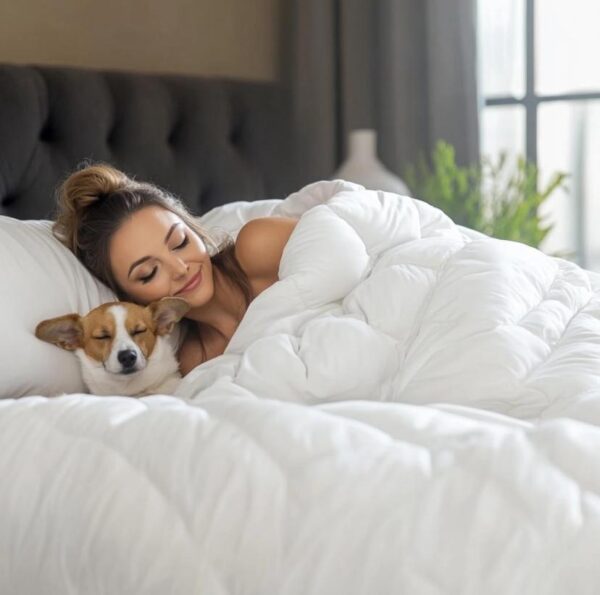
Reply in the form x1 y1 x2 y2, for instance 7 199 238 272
148 297 191 336
35 314 83 351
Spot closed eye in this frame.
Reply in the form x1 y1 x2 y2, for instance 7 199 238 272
139 235 189 284
93 335 111 340
132 328 146 336
176 236 189 250
140 268 156 284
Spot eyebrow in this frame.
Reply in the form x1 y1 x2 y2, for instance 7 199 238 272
127 222 181 279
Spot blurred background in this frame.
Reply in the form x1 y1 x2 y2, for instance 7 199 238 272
2 0 597 269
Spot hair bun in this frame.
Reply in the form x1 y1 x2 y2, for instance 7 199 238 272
52 162 131 252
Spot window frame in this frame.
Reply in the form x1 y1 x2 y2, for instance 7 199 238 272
482 0 600 266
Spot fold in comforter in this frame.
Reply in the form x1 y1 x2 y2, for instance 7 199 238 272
2 393 600 594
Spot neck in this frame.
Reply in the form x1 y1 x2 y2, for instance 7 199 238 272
185 265 245 338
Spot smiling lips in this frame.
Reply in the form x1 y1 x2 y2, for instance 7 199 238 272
177 268 202 294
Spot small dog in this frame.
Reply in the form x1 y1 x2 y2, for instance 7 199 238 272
35 297 191 396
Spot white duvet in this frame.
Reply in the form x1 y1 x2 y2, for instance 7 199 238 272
3 180 600 594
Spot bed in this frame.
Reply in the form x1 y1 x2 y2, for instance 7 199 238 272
3 64 600 595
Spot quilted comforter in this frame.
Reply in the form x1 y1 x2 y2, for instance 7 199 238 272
3 180 600 594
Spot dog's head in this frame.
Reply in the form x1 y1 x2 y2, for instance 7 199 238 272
35 297 191 377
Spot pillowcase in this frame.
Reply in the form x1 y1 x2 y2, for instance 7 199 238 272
0 199 284 398
0 217 118 398
198 199 281 238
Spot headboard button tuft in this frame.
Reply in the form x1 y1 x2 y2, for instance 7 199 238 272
2 194 17 207
168 119 183 145
39 121 55 143
106 126 118 146
229 121 244 145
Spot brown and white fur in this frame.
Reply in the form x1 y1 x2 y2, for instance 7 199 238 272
35 297 191 396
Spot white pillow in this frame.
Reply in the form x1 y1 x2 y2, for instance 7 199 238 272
0 200 284 398
198 199 281 238
0 217 118 397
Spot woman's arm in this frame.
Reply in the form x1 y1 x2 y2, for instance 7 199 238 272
234 217 298 282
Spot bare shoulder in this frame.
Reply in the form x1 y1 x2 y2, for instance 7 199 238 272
234 216 298 281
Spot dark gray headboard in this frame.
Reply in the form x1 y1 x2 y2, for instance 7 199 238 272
0 64 301 220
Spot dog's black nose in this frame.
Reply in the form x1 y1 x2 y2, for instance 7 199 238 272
118 349 137 368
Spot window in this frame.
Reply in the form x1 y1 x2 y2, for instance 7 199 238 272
478 0 600 269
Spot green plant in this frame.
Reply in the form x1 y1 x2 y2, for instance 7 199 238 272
403 140 568 249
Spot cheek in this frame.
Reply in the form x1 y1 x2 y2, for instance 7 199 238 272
83 340 111 362
126 278 171 305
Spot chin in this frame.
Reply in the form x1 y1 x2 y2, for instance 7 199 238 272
185 287 213 308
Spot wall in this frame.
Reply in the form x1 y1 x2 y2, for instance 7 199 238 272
0 0 280 80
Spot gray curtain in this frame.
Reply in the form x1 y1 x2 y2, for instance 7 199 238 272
281 0 480 184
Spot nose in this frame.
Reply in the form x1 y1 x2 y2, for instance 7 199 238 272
172 258 189 279
118 349 137 368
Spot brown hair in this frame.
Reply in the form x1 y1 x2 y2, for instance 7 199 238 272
51 162 253 352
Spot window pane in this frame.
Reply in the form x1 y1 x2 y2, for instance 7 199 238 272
538 101 600 270
478 0 525 97
480 105 525 163
583 103 600 270
480 106 525 216
536 0 600 95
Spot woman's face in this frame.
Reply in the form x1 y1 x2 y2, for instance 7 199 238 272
109 205 214 307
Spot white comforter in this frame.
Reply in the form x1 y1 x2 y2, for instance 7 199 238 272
178 180 600 422
3 180 600 594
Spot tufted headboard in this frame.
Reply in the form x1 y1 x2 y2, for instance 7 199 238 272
0 64 302 220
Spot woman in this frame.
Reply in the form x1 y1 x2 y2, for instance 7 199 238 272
52 163 298 376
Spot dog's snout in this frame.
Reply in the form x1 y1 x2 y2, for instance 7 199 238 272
118 349 137 368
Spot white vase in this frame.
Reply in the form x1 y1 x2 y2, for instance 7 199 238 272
333 129 411 195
